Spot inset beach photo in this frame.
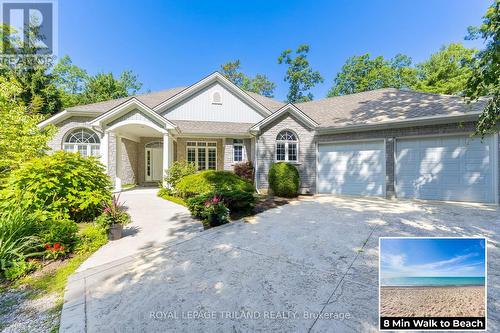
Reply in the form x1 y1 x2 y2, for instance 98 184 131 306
379 237 486 330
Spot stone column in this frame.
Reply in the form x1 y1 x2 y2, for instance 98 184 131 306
162 133 173 187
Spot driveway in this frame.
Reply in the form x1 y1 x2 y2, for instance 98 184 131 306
61 196 500 332
77 187 203 272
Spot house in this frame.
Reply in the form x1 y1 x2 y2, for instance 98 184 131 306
39 72 499 204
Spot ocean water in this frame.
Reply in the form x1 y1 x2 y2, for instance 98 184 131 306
380 276 485 287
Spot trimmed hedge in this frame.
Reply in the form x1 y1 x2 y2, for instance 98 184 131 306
175 170 254 198
186 190 256 219
268 162 300 198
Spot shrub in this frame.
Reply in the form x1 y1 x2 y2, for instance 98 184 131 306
268 162 300 198
3 260 39 281
1 151 112 222
186 190 255 219
0 208 40 275
202 195 229 227
157 188 187 206
75 225 108 254
234 161 254 183
40 218 78 251
175 170 254 198
164 160 197 189
94 194 131 231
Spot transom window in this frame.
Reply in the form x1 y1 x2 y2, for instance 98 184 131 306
63 128 100 157
233 139 244 163
186 141 217 170
276 130 298 162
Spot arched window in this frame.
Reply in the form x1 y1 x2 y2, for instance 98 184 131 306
276 130 298 162
63 128 100 157
212 91 222 104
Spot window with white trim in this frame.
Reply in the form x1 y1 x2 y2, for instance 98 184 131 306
186 141 217 170
275 130 298 162
233 139 244 162
63 128 100 157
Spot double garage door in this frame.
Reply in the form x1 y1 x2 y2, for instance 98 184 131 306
317 135 496 203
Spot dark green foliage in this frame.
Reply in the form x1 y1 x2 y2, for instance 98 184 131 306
1 151 112 222
278 44 323 103
220 60 276 97
268 162 300 198
186 190 256 220
175 170 254 199
234 161 254 183
75 225 108 254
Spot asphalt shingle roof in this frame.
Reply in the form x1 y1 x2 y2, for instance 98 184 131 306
171 120 254 135
295 88 487 128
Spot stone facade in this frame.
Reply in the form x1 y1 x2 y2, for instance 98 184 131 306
47 116 96 152
120 138 139 185
256 114 316 194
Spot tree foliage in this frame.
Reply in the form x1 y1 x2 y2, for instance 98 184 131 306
0 23 62 115
278 44 323 103
415 43 477 95
220 60 275 97
327 53 417 97
464 0 499 136
52 55 88 108
82 71 142 104
0 76 55 179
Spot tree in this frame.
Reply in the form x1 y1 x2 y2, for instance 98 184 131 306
464 0 499 136
414 43 477 95
278 44 323 103
52 55 88 108
220 60 275 97
82 71 142 104
0 22 62 115
0 76 55 179
327 53 417 97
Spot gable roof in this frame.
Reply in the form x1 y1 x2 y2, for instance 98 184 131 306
250 103 319 133
295 88 487 129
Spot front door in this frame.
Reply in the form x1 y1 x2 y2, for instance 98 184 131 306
145 146 163 182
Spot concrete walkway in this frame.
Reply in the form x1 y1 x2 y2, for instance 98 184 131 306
61 196 500 332
77 187 203 272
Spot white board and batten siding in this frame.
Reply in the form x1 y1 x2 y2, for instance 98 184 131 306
161 83 264 123
395 135 496 204
317 140 386 196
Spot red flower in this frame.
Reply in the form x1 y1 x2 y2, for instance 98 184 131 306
44 244 51 250
53 243 60 250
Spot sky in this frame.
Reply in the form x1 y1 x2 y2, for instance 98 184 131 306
380 238 486 278
57 0 492 101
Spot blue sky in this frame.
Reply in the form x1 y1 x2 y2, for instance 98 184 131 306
58 0 491 101
380 238 486 278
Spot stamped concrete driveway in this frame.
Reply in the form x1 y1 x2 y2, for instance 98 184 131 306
78 187 203 272
61 196 499 332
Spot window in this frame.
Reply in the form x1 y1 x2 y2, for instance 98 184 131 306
186 141 217 170
233 139 244 162
212 91 222 105
275 130 298 162
63 128 100 157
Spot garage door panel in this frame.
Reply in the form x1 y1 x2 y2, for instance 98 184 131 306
396 135 494 203
318 141 385 196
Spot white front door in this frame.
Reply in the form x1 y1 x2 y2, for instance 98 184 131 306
145 147 164 182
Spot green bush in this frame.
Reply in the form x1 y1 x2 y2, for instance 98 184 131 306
268 162 300 198
234 161 254 183
3 260 39 281
1 151 112 222
203 195 229 227
75 225 108 254
175 170 254 198
157 188 187 206
40 218 79 251
94 195 131 231
0 208 40 275
164 160 197 189
186 190 255 219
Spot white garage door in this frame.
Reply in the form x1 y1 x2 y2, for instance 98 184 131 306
396 135 495 203
318 141 385 196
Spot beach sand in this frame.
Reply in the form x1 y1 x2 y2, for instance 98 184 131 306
380 286 485 317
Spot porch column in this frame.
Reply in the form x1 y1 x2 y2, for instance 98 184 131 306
115 135 122 192
100 131 109 172
162 133 173 187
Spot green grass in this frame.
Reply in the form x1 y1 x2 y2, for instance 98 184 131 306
121 183 137 190
157 189 187 206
